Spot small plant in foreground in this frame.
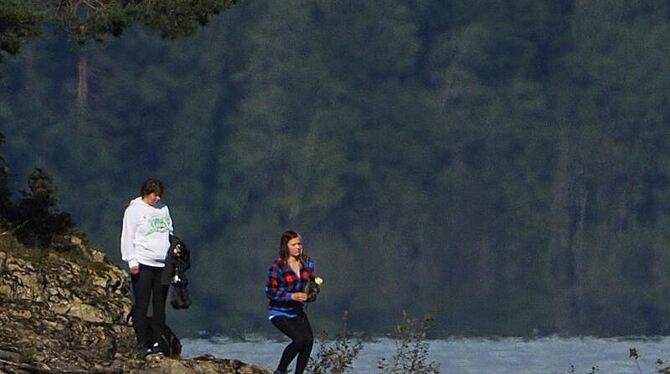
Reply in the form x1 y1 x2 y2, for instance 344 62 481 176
378 310 440 374
307 310 362 374
629 347 642 374
656 357 670 373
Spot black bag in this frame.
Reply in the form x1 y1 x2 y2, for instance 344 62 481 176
157 325 182 357
146 320 182 357
166 236 192 309
170 280 191 309
163 237 191 285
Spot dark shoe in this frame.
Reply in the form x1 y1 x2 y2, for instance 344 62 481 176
145 342 164 357
135 343 149 356
273 371 288 374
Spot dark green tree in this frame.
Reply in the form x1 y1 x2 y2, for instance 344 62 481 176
3 0 670 337
8 169 75 249
0 1 42 63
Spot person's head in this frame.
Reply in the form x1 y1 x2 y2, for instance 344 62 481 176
140 178 164 206
279 230 303 264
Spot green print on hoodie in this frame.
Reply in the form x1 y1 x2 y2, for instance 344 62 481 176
146 214 170 236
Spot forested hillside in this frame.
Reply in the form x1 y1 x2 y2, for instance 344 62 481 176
2 0 670 337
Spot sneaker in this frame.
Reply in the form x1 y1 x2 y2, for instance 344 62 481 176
146 342 164 356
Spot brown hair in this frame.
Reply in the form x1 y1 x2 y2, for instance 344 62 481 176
278 230 306 267
140 178 164 197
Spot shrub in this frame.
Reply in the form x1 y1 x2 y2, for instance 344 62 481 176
377 311 440 374
308 310 363 374
6 169 77 249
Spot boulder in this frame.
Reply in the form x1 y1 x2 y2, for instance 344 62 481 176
0 237 271 373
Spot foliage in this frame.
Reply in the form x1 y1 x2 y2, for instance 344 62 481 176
48 0 239 44
377 311 440 374
5 169 77 249
307 311 363 374
2 0 670 337
18 347 38 362
565 365 600 374
0 0 43 62
0 136 76 250
657 358 670 374
0 0 238 64
0 0 239 250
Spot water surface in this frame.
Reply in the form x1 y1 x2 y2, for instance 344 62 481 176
182 336 670 373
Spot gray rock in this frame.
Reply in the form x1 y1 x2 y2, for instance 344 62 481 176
0 349 22 362
0 243 271 373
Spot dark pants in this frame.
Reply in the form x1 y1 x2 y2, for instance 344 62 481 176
131 264 169 348
271 314 314 374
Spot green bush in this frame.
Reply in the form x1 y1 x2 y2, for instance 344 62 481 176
308 311 363 374
377 311 440 374
1 168 77 249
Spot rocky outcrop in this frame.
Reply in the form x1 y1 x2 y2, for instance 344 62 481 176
0 235 271 373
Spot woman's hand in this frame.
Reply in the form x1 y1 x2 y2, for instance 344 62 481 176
129 265 140 275
291 292 308 302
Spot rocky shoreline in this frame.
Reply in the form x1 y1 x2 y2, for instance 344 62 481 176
0 235 270 373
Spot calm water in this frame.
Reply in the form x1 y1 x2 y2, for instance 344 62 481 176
182 335 670 373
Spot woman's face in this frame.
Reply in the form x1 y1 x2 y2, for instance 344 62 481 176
143 192 161 206
287 236 303 258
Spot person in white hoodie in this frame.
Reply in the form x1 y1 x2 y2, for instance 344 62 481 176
120 178 173 355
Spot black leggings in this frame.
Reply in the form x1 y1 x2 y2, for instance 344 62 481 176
271 314 314 374
131 264 169 347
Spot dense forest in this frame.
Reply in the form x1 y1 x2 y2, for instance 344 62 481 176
2 0 670 338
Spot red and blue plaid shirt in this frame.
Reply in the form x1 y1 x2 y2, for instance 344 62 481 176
265 256 317 317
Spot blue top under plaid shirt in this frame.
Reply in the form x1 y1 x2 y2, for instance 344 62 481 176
265 256 317 319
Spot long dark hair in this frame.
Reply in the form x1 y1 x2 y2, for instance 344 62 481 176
279 230 306 267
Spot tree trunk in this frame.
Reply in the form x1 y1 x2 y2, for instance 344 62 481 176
77 55 88 108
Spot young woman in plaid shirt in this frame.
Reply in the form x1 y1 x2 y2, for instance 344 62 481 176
264 230 317 374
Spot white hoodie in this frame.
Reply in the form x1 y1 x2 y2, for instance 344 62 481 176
120 197 173 269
